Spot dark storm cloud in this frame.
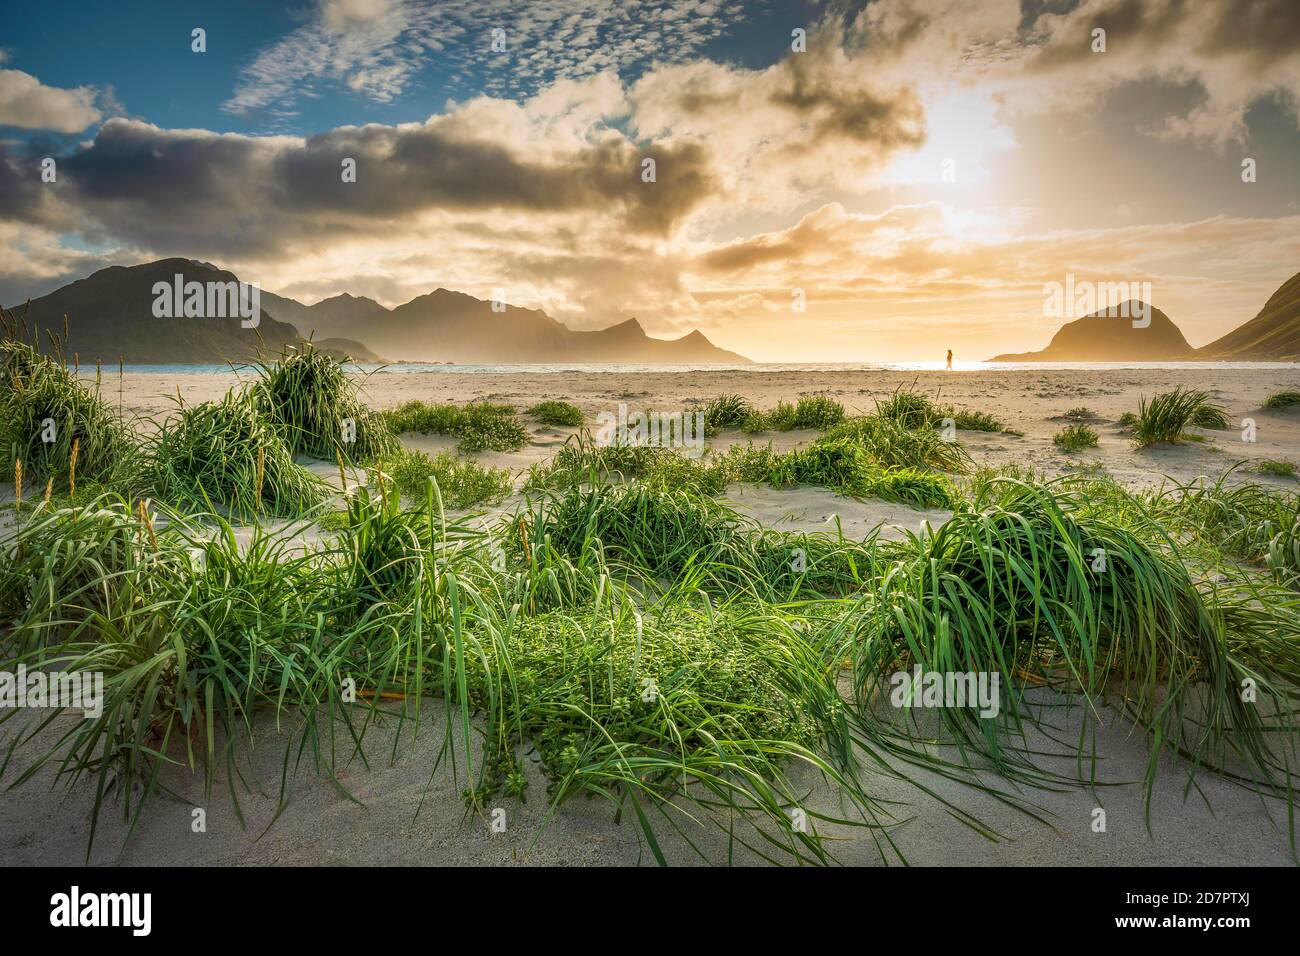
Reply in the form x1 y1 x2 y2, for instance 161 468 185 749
1197 0 1300 65
1027 0 1300 71
0 145 48 223
1026 0 1189 69
2 116 716 259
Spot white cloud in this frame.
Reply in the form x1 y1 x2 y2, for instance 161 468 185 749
0 69 102 133
223 0 748 119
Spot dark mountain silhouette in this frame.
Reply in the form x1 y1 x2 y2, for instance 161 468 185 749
990 301 1195 362
1197 272 1300 361
278 287 750 364
9 260 750 364
4 259 299 363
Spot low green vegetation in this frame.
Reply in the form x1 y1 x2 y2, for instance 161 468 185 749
383 399 529 453
527 400 584 427
6 469 1299 865
1053 423 1100 452
376 447 514 508
948 409 1002 432
6 349 1300 867
820 415 971 472
1132 388 1226 447
146 388 330 518
1190 403 1230 429
1 334 131 490
250 342 397 463
873 388 1006 434
1263 390 1300 410
528 408 966 506
717 394 845 433
703 393 754 432
875 389 939 428
1257 458 1297 478
769 438 955 508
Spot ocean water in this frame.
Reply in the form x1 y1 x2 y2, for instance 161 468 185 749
113 360 1300 374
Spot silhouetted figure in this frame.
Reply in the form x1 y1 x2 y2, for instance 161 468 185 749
946 349 953 371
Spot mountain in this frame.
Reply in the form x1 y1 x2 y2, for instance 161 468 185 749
273 285 749 364
1197 272 1300 361
989 301 1195 362
258 291 389 337
313 337 386 363
7 259 751 364
4 259 299 363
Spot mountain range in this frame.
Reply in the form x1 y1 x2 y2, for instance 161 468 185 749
6 260 1298 365
4 259 749 365
989 272 1300 362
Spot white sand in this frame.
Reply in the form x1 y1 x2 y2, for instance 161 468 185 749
3 365 1299 866
109 364 1300 492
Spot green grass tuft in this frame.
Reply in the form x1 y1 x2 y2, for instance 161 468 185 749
145 388 330 518
250 342 397 463
1054 423 1099 452
0 337 133 489
1133 388 1225 447
1263 390 1300 410
527 400 584 427
375 448 514 508
383 400 528 453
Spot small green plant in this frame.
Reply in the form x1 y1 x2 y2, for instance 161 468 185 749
768 439 956 507
249 342 397 463
819 416 970 472
1133 388 1223 447
527 400 583 427
145 388 329 517
1054 424 1099 452
1190 403 1230 429
734 395 845 433
375 448 513 508
944 407 1002 432
382 400 527 453
875 389 939 429
0 335 133 489
1117 411 1138 427
790 395 845 430
1263 390 1300 410
703 394 754 432
1257 459 1297 478
1063 407 1094 421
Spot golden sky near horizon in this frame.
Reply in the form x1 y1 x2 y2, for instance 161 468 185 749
2 0 1299 361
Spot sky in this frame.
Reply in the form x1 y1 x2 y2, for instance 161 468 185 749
1 0 1298 361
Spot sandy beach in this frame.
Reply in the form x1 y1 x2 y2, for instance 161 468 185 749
3 364 1299 866
118 363 1300 502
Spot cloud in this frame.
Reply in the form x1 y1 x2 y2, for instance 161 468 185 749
629 20 931 214
5 1 1298 360
224 0 749 120
3 74 715 261
0 69 103 133
1015 0 1300 145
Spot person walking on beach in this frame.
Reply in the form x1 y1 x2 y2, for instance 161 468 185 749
946 349 953 371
